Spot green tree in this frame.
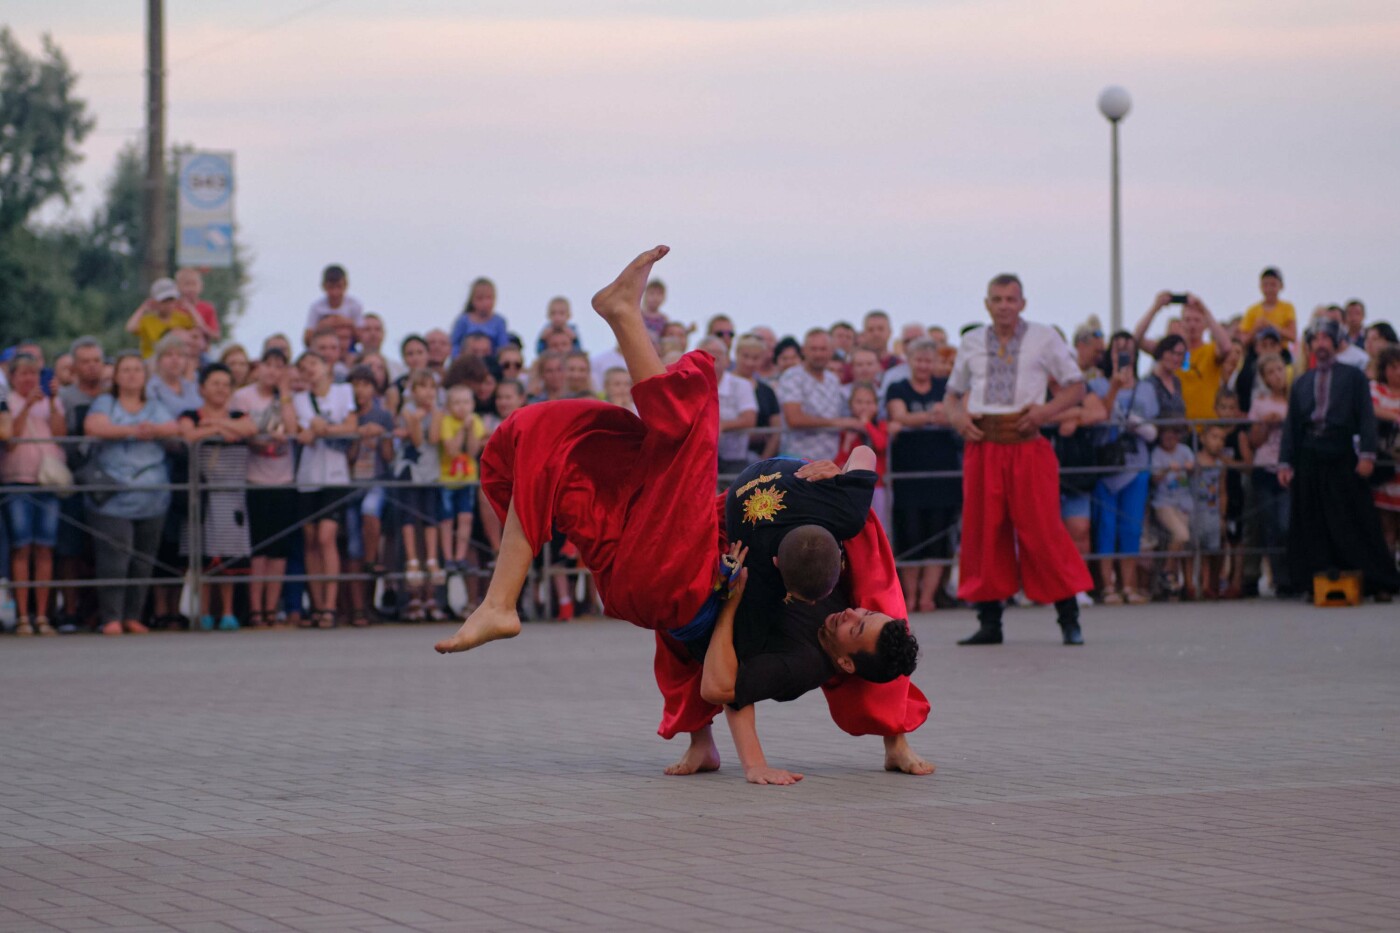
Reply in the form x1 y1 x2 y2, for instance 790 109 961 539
0 28 93 233
0 30 248 355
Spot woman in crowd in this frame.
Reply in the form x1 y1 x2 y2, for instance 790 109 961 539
2 353 67 635
733 334 781 461
1093 333 1159 605
232 347 297 627
344 364 394 627
289 350 359 627
496 345 526 387
386 335 431 414
1364 323 1398 382
772 336 802 376
450 276 509 356
82 351 181 635
1146 334 1188 422
219 344 253 388
178 363 255 631
1248 353 1293 594
885 338 960 613
1370 345 1400 555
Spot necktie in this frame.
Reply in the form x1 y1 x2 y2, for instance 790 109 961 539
1311 366 1331 428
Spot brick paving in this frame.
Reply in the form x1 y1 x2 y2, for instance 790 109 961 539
2 601 1399 932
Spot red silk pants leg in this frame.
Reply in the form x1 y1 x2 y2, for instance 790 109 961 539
653 632 720 739
956 440 1021 603
957 438 1091 604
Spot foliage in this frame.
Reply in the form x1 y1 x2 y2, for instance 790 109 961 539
0 31 249 357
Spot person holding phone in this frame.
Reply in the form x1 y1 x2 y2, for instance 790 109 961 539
1133 291 1235 423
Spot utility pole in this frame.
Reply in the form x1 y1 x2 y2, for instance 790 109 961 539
143 0 167 289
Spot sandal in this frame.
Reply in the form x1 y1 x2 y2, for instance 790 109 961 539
35 617 56 636
317 610 336 629
426 560 447 587
350 612 370 627
1125 589 1150 605
404 599 425 623
1100 588 1124 606
248 611 267 628
101 620 124 636
15 617 34 637
404 560 425 587
123 619 150 634
424 601 448 622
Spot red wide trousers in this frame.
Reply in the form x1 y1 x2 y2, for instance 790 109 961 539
955 437 1094 605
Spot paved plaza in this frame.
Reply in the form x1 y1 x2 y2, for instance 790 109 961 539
2 601 1399 932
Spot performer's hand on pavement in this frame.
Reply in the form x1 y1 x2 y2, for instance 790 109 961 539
1278 466 1293 488
744 765 803 785
1357 459 1375 479
795 460 840 482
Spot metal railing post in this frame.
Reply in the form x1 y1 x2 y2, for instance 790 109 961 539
188 437 202 625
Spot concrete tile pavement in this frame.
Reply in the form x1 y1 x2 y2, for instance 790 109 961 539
2 601 1399 931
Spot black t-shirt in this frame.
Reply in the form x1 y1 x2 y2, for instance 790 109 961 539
885 377 961 507
725 457 875 656
729 593 842 709
748 381 781 457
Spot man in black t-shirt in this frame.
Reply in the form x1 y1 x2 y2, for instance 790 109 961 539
682 453 926 784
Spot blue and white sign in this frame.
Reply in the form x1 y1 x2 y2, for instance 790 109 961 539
177 151 235 267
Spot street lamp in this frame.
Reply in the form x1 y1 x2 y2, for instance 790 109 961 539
1098 85 1131 334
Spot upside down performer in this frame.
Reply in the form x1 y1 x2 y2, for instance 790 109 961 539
434 246 932 782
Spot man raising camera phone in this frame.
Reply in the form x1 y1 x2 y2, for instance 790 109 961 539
1133 291 1234 423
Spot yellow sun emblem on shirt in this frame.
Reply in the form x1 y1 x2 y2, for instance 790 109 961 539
742 485 787 525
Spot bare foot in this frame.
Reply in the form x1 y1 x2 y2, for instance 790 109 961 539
434 603 522 654
664 729 721 776
883 734 935 775
591 245 670 322
744 765 803 785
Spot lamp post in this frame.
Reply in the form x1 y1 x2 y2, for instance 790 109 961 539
1098 85 1131 334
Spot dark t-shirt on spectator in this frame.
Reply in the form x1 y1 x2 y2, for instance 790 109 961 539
885 377 961 508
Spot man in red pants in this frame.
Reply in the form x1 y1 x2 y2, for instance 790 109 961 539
944 273 1095 646
435 246 932 782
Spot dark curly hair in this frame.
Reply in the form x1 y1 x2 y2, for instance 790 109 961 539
850 619 919 683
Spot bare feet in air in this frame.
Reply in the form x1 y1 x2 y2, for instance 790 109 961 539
745 765 804 786
591 245 669 322
433 604 521 654
883 734 935 775
664 728 721 776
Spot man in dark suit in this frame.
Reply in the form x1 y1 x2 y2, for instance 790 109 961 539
1279 320 1398 600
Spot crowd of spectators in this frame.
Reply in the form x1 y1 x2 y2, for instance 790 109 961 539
1 263 1397 636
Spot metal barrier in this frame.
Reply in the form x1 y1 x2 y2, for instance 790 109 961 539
0 414 1393 623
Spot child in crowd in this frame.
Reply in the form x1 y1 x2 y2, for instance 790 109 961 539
838 381 889 524
563 350 595 398
1149 425 1196 599
393 369 446 620
1213 389 1252 598
303 264 364 347
1189 425 1229 600
641 279 667 343
346 365 395 626
476 379 527 556
1247 353 1291 594
176 267 220 338
602 367 634 412
439 385 486 589
535 297 580 354
310 324 349 383
289 350 358 627
125 278 197 358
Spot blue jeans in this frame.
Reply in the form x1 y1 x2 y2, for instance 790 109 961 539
1093 473 1150 556
4 488 60 549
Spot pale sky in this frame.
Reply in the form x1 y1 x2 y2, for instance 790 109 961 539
8 0 1400 357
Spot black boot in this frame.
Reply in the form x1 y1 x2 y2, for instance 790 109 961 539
958 601 1004 645
1055 597 1084 646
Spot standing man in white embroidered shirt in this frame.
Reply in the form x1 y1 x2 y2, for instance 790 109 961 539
944 273 1095 646
777 328 859 462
